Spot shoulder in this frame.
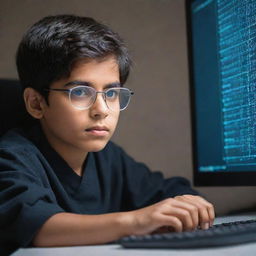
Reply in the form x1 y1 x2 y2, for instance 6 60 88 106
0 128 39 158
0 128 50 183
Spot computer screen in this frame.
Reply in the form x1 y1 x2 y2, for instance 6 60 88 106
186 0 256 185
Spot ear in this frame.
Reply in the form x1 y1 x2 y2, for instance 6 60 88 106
23 88 47 119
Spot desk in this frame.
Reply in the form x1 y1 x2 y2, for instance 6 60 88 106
12 214 256 256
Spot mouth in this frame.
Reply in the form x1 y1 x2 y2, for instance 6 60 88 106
85 126 110 136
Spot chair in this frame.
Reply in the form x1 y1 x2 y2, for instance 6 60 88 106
0 79 28 136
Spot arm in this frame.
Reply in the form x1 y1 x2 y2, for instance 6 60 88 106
32 212 131 246
33 195 215 247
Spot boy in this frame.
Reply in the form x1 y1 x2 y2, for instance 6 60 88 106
0 15 214 253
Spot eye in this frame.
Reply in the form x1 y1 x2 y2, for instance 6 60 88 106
106 89 119 99
72 87 90 97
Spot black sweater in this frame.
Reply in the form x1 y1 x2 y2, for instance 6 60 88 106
0 125 198 254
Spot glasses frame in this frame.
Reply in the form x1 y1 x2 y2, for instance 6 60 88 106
45 85 134 111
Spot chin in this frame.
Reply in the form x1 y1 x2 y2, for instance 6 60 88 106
82 140 109 152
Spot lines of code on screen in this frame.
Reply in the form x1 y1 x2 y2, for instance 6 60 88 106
191 0 256 172
217 0 256 166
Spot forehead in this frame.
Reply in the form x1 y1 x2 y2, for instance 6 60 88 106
50 56 120 89
70 57 119 79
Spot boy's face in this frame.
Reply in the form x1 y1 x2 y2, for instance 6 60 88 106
40 56 120 155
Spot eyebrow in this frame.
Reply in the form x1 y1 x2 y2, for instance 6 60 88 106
64 80 122 89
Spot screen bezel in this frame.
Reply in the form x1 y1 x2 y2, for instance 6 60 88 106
185 0 256 186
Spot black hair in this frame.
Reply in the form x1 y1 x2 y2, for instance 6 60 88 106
16 14 131 98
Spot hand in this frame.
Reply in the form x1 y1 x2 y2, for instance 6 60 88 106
174 195 215 230
128 195 215 236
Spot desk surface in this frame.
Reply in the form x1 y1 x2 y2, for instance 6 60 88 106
12 214 256 256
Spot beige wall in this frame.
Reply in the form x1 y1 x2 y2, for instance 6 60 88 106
1 0 256 215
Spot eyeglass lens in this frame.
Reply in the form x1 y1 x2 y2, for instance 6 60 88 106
70 86 132 111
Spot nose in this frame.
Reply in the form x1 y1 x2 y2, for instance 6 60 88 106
89 92 109 119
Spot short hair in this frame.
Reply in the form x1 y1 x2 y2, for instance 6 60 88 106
16 14 131 98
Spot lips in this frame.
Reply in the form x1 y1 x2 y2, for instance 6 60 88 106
85 126 110 136
85 126 109 132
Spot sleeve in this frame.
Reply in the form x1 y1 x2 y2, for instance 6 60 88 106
115 145 199 211
0 148 65 252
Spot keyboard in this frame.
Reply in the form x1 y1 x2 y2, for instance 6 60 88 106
119 219 256 248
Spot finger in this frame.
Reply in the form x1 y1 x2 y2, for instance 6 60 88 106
196 197 215 226
151 226 172 234
170 198 199 228
160 215 183 232
178 196 215 228
163 206 195 231
188 196 215 226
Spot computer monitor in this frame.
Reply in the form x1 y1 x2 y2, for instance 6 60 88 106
186 0 256 186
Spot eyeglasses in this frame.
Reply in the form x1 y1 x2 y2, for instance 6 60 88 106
45 85 134 111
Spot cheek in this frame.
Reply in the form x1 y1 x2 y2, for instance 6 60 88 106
43 100 85 133
107 110 119 129
112 112 120 128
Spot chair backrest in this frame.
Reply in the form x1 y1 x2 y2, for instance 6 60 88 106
0 79 28 136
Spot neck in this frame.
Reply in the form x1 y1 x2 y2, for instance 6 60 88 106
41 126 88 176
58 149 88 176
